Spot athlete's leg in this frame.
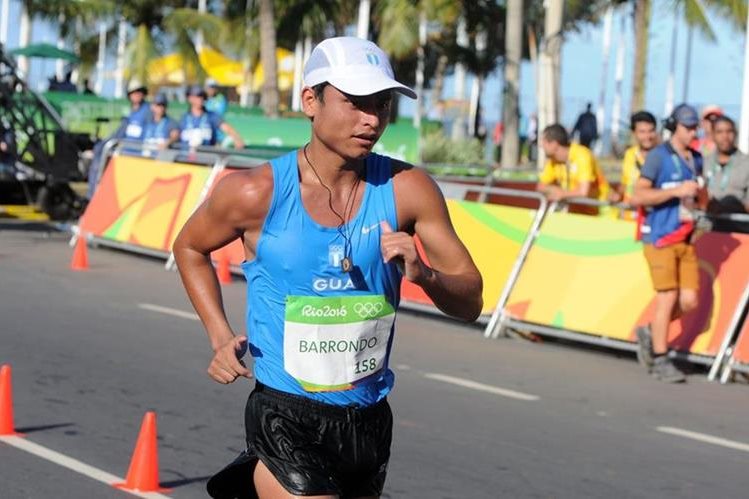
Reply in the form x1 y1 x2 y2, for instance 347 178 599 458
651 289 678 355
254 460 337 499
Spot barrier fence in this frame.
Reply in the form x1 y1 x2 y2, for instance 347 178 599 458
76 144 749 383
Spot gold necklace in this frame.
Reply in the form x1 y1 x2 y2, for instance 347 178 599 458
303 144 360 272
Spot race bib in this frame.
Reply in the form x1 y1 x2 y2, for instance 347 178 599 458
182 128 205 147
125 123 142 138
283 295 395 392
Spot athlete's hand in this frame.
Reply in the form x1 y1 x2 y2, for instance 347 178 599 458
380 221 433 285
208 335 252 384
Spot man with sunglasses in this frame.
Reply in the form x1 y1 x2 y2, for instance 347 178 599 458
631 104 704 383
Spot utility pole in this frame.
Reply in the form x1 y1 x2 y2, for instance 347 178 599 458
357 0 371 40
739 5 749 152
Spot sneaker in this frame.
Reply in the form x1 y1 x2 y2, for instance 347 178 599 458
651 356 686 383
636 325 654 371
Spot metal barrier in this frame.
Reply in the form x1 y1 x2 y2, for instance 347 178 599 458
398 183 547 322
486 196 749 381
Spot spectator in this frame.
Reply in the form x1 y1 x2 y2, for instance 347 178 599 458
537 124 609 202
204 78 227 118
143 94 179 153
611 111 659 206
631 103 704 383
572 102 598 148
0 120 17 180
692 105 722 156
87 79 152 198
526 113 538 162
117 80 152 142
705 115 749 226
177 85 244 150
82 78 95 95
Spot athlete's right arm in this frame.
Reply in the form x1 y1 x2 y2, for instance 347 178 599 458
173 166 272 383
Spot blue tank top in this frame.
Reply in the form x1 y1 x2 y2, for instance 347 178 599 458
241 150 402 406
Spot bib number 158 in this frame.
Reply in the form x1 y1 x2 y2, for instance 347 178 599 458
354 358 377 374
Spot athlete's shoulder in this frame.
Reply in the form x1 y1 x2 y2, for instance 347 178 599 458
208 164 274 222
387 157 438 191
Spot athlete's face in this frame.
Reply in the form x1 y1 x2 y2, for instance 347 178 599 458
633 121 657 151
713 121 736 154
304 85 391 160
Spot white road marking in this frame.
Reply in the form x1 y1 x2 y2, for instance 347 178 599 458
656 426 749 453
0 435 171 498
395 364 412 371
424 373 540 401
138 303 199 321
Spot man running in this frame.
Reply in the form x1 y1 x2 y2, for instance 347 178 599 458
173 36 483 499
631 104 703 383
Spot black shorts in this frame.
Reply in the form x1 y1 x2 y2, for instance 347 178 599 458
207 382 393 498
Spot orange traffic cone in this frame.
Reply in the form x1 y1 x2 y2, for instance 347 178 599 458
217 251 232 284
113 412 171 493
70 236 89 271
0 364 22 436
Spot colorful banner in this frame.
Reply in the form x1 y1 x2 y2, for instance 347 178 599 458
505 211 749 357
80 156 212 252
731 315 749 367
401 200 538 315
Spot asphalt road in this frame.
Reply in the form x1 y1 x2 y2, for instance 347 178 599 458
1 222 748 498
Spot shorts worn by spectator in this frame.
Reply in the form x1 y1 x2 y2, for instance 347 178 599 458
173 36 482 498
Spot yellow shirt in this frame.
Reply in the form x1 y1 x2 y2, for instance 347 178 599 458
620 145 646 201
539 143 609 200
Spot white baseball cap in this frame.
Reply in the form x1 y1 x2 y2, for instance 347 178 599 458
304 37 416 99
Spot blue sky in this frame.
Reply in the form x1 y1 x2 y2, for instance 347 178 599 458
2 1 746 132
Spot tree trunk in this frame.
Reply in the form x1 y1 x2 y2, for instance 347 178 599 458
630 0 651 114
664 13 678 116
95 21 107 94
357 0 371 39
501 0 522 169
431 54 448 120
537 0 564 170
0 0 9 45
18 4 31 76
114 18 127 98
413 9 427 129
259 0 279 117
595 7 614 155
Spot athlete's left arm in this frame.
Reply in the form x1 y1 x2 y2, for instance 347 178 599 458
385 166 483 321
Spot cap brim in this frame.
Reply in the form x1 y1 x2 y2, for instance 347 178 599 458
326 74 416 99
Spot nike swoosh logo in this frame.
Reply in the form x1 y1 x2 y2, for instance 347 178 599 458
361 223 380 234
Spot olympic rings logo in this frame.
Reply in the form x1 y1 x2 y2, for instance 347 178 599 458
353 302 384 319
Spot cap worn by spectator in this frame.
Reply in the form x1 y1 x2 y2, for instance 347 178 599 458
153 94 168 106
671 104 700 128
187 84 207 98
205 78 219 88
701 104 723 121
127 79 147 95
303 36 416 99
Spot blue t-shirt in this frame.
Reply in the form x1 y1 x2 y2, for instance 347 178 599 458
205 94 227 117
640 142 703 246
115 103 152 141
143 116 177 146
241 151 402 407
178 110 223 147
